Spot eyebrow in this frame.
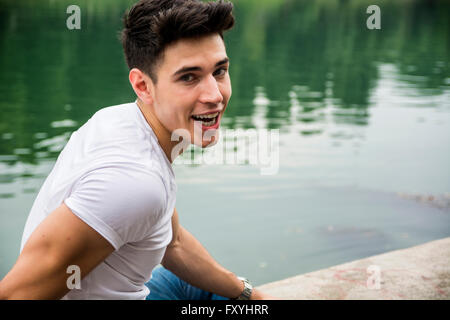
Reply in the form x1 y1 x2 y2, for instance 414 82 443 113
172 58 229 78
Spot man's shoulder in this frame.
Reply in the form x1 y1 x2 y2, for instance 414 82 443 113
76 101 148 149
60 101 166 178
90 102 137 123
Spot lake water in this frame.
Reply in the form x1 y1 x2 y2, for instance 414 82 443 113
0 0 449 286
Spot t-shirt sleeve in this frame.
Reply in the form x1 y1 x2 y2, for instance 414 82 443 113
64 167 167 250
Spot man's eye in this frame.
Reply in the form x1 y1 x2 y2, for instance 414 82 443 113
180 74 195 82
214 67 228 77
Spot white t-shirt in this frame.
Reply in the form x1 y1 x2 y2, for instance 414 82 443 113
20 102 177 300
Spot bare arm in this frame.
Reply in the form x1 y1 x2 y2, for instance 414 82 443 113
161 208 272 299
0 203 114 299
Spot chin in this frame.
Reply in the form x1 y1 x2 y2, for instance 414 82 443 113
201 140 216 148
204 130 220 148
191 128 220 148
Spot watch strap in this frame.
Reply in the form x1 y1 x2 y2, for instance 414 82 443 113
233 276 252 300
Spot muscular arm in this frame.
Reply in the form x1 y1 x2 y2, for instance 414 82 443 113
0 203 114 299
161 208 269 299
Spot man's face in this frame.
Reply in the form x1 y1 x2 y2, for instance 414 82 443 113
150 34 231 148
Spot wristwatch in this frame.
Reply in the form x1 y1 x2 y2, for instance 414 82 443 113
233 276 253 300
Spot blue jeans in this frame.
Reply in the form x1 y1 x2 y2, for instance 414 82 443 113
145 265 229 300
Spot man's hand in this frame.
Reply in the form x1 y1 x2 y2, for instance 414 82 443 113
250 288 280 300
0 203 114 299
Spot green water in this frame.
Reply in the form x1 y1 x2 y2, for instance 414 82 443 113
0 0 449 285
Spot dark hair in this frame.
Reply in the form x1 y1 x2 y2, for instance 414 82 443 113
120 0 235 82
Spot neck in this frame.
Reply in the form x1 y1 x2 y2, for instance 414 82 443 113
136 98 181 163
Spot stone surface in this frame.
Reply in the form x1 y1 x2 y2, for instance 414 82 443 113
256 237 450 300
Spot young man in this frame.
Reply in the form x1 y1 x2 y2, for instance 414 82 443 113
0 0 273 300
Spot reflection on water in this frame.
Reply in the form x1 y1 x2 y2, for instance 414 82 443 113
0 0 449 284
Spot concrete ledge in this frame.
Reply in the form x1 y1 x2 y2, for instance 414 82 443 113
256 237 450 300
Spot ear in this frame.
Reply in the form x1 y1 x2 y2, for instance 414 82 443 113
129 68 154 105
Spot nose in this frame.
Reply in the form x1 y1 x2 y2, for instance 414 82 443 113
198 74 223 105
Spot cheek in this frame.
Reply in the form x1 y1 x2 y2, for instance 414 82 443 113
161 93 194 130
221 79 232 101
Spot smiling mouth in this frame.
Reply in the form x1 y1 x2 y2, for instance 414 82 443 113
191 112 220 127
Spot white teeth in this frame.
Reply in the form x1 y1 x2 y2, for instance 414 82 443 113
192 116 217 127
192 112 219 120
191 112 220 127
202 118 216 126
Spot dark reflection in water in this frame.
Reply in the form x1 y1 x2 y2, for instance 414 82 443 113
0 0 448 167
